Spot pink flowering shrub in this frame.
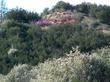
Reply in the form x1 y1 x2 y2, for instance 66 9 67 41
36 19 51 26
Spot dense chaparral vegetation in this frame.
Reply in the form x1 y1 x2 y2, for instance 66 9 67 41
0 47 110 82
0 1 110 82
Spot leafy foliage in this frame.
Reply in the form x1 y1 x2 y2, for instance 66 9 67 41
75 3 110 24
0 48 110 82
51 1 74 12
0 2 110 82
5 8 40 23
0 21 110 74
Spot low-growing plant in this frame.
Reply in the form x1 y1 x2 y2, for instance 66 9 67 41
0 47 110 82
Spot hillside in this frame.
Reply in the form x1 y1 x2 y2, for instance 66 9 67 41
0 48 110 82
0 1 110 82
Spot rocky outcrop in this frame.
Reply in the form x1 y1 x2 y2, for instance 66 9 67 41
36 11 75 26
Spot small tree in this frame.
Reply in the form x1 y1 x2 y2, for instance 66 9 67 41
5 8 40 23
41 8 49 16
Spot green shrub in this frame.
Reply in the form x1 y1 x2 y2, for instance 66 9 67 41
0 48 110 82
0 23 110 74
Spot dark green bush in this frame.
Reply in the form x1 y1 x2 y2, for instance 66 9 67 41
0 21 110 74
5 8 40 23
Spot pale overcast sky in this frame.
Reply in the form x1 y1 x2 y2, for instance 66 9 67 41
5 0 110 13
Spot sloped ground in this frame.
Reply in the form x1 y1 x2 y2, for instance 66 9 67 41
0 47 110 82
